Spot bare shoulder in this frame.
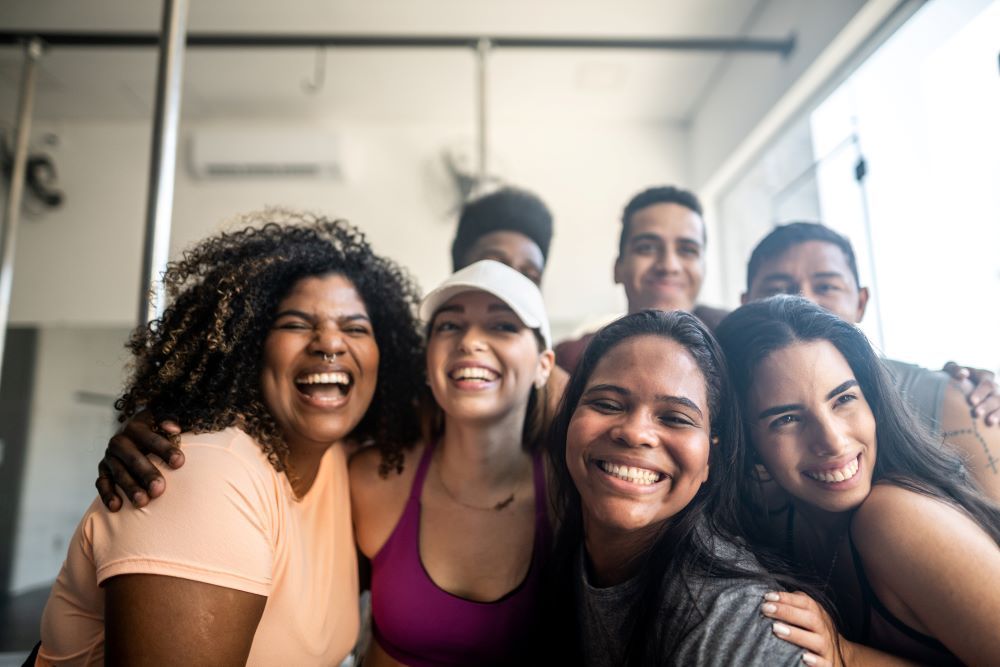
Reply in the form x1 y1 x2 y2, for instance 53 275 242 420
853 482 990 570
855 483 964 540
349 441 425 558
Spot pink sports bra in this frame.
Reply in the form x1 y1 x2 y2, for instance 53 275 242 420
370 439 550 666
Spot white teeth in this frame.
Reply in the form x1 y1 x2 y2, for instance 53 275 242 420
805 456 859 483
597 461 663 486
451 367 499 381
297 372 350 386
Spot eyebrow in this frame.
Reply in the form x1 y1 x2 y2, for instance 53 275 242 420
583 384 704 418
487 303 515 313
274 309 370 322
629 233 702 248
756 379 859 420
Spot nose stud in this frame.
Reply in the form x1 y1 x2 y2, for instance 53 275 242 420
323 352 340 363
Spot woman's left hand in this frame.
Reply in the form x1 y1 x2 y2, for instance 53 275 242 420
762 591 844 666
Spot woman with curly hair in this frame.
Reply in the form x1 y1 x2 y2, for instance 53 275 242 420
716 296 1000 665
34 211 425 666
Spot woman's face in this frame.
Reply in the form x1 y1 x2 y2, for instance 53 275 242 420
566 335 711 538
260 273 380 451
426 290 552 423
748 339 876 514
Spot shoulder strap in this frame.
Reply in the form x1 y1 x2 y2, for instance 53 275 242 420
408 439 437 502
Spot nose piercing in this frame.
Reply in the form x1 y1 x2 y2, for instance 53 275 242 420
323 352 339 363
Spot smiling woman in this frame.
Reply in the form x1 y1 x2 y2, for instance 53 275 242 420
541 309 809 666
350 260 555 666
717 296 1000 665
33 212 425 666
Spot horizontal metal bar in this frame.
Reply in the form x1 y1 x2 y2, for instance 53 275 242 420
0 30 795 55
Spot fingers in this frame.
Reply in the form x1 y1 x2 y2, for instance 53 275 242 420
120 419 184 469
762 592 832 658
968 382 1000 425
96 461 122 512
102 441 155 507
159 420 182 436
942 361 968 382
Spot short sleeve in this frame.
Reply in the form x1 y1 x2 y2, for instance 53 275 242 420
86 433 278 596
672 581 804 666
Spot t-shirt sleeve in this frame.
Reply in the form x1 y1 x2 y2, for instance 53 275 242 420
670 581 804 666
86 437 278 596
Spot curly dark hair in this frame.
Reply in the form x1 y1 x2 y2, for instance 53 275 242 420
115 209 425 476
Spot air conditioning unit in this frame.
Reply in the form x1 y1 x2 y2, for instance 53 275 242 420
187 128 341 178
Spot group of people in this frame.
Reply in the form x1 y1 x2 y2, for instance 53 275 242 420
30 185 1000 666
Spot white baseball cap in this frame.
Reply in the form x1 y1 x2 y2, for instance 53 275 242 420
420 260 552 350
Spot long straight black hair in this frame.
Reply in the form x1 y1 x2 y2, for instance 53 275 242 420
541 309 817 665
715 295 1000 545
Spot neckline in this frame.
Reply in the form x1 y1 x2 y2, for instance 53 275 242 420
412 439 546 605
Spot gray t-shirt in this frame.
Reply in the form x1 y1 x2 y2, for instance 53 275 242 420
883 358 950 437
576 532 803 666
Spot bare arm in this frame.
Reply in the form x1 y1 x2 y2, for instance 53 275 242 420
939 383 1000 502
105 574 265 666
853 484 1000 665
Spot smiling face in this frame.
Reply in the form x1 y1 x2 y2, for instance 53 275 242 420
744 240 869 324
566 335 711 540
749 340 877 515
460 230 546 286
426 290 552 425
260 273 380 453
614 203 705 314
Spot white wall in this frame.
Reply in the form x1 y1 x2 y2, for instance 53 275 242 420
9 117 689 337
688 0 868 191
10 326 130 594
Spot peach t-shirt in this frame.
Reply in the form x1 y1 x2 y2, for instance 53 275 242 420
37 427 359 666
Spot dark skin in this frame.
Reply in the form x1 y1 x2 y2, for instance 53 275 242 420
105 575 265 666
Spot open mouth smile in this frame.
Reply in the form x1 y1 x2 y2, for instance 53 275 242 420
295 370 353 403
802 454 861 484
596 459 666 486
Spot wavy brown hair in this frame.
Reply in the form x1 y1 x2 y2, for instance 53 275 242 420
114 209 425 475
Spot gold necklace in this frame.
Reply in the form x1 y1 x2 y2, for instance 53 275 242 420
434 458 524 512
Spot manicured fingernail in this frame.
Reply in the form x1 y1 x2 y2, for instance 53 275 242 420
764 591 780 602
772 622 791 637
762 603 777 615
802 653 818 665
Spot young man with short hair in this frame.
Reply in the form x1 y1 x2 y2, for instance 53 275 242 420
554 185 727 373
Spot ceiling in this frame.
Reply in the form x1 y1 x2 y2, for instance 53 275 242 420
0 0 787 123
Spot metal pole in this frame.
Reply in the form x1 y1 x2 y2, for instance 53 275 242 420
476 38 491 184
138 0 189 325
0 38 43 385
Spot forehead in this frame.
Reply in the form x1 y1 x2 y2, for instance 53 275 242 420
587 335 708 411
755 241 853 283
750 340 855 405
626 203 705 244
465 231 544 265
279 273 367 312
